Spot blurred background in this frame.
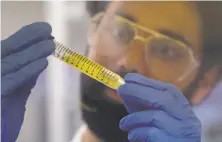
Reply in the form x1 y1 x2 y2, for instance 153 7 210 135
2 1 88 142
1 1 222 142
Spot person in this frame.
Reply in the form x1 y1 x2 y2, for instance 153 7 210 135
74 1 222 142
1 1 221 142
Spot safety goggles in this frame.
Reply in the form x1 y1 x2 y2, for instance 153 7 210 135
89 12 200 83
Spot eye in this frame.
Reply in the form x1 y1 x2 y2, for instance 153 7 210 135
112 21 135 44
148 38 186 60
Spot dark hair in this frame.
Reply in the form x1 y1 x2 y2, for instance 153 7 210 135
86 1 222 85
86 1 109 17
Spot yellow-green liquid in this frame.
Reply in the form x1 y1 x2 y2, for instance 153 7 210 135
52 40 125 90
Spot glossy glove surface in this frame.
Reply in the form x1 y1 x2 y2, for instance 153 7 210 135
118 73 201 142
1 22 55 142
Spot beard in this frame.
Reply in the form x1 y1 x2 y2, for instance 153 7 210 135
80 67 138 103
79 69 200 142
79 69 131 142
79 51 201 142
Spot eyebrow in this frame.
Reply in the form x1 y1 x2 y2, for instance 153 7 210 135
117 12 137 22
158 29 190 47
116 12 191 47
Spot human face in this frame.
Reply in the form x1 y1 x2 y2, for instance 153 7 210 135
82 1 203 103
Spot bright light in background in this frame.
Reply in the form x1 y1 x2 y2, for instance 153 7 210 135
43 1 87 142
44 1 69 142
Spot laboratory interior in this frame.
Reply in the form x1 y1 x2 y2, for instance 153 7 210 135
1 1 222 142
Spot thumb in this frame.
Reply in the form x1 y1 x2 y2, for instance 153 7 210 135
117 84 156 113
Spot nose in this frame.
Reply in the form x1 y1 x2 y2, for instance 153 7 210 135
117 40 147 75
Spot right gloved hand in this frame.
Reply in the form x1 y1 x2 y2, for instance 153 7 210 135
1 22 55 142
118 73 201 142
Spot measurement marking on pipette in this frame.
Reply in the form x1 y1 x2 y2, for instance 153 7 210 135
55 45 62 58
90 63 96 75
104 70 109 83
102 69 108 82
52 40 125 89
76 54 82 67
84 60 91 73
96 65 102 78
80 58 87 69
64 48 69 59
72 53 78 66
80 58 86 69
100 68 105 81
105 69 110 82
61 48 66 59
70 52 76 64
85 59 90 66
96 66 103 80
70 52 75 64
102 69 107 81
94 64 100 77
107 73 111 84
56 44 63 57
75 54 80 67
86 61 93 73
72 53 77 66
66 50 72 62
63 47 69 59
84 59 90 69
92 64 98 76
70 52 76 65
58 45 65 58
77 55 83 67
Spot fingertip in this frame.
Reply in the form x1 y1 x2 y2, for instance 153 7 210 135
30 22 52 35
1 22 53 58
40 58 48 68
125 73 173 91
124 73 138 81
128 131 134 141
34 58 48 72
119 117 126 131
36 58 49 75
21 22 52 41
128 127 160 142
128 129 141 142
33 40 55 57
117 83 128 97
44 40 56 54
124 73 150 84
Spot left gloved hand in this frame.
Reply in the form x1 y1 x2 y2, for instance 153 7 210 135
117 73 201 142
1 22 55 142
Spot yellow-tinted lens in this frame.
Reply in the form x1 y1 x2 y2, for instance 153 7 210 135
112 18 136 44
145 37 193 82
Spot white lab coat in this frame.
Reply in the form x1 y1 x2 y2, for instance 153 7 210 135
71 124 87 142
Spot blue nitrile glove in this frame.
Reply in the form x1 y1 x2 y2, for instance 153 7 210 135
118 73 201 142
1 22 55 142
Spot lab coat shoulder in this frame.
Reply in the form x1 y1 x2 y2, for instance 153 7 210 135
71 124 87 142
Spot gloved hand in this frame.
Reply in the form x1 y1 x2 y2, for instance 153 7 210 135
118 73 201 142
1 22 55 142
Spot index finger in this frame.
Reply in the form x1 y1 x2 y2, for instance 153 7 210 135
118 73 192 119
124 73 190 106
1 22 52 59
118 83 191 120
